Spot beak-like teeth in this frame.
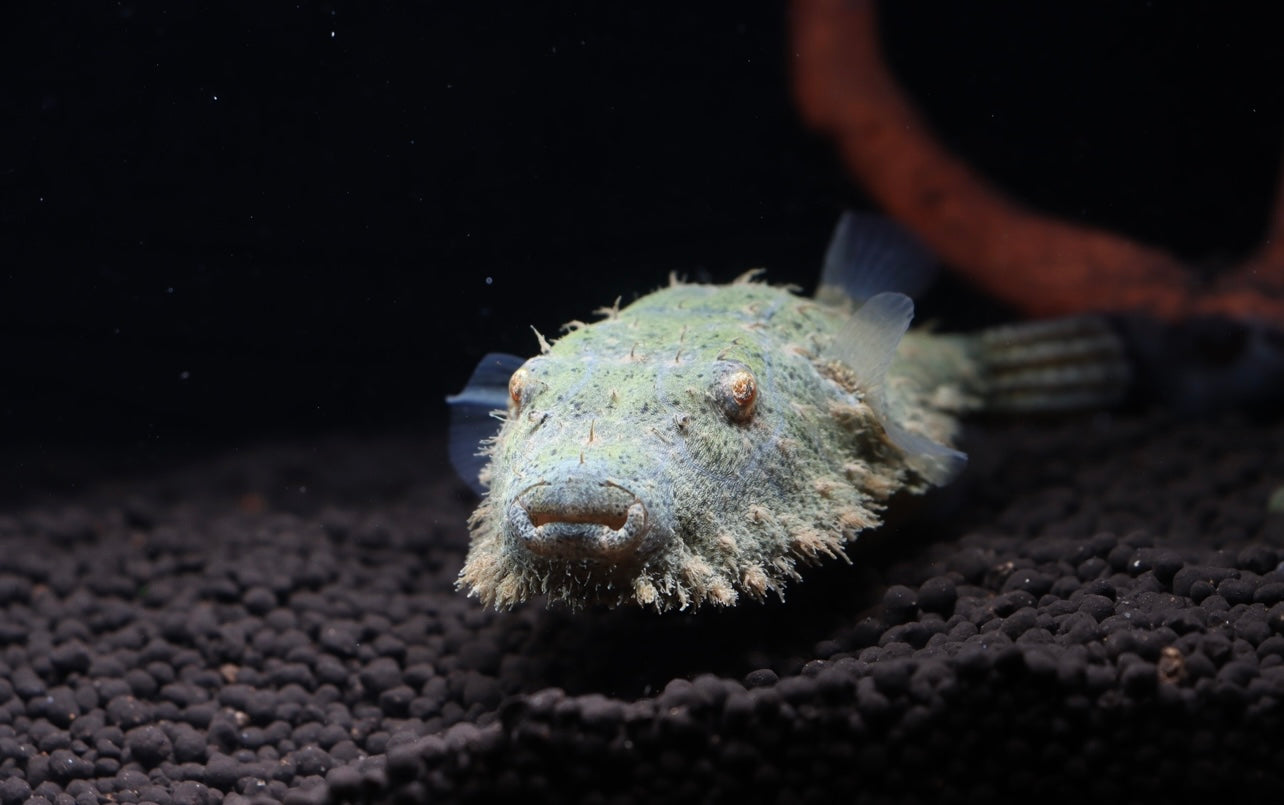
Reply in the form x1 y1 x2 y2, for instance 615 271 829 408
510 482 648 560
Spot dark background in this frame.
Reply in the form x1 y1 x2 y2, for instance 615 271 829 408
3 1 1281 467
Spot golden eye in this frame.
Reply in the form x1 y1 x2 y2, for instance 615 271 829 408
717 368 757 422
508 367 530 407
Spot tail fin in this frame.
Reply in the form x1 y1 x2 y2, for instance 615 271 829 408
976 317 1131 412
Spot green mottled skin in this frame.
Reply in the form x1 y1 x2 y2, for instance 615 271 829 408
459 275 983 611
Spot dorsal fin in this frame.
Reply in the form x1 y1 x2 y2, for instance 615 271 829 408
817 211 938 304
825 292 966 485
446 352 525 494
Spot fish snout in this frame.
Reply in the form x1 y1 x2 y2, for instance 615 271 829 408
509 480 649 560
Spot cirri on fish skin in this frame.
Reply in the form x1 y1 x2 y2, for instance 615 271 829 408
448 214 1129 612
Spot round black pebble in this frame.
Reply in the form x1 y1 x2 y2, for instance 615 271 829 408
882 585 919 624
125 726 173 768
744 669 779 689
917 577 957 615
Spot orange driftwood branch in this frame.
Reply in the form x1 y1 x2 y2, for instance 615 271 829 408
790 0 1284 326
1201 153 1284 321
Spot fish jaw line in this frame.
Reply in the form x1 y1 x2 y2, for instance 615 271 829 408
507 480 652 561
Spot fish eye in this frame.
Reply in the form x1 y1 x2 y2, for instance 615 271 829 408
508 367 531 407
715 367 758 423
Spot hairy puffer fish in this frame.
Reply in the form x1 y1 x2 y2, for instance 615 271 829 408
448 214 1128 612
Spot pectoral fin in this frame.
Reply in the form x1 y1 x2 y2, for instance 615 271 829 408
446 352 525 494
827 293 967 485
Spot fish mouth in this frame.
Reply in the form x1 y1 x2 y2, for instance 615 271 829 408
509 481 649 560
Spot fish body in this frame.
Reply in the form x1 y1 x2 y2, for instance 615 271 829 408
449 215 1127 611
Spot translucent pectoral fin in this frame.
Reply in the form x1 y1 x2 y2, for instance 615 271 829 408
883 419 968 486
446 352 525 494
826 293 965 485
827 292 915 392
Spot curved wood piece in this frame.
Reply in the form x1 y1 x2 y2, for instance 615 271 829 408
1199 155 1284 323
791 0 1206 321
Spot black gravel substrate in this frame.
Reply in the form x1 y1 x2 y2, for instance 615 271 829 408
3 409 1284 804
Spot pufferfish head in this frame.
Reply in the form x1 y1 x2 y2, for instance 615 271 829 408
446 325 796 610
482 346 770 562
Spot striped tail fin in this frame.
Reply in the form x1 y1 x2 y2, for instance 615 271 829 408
976 317 1131 412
